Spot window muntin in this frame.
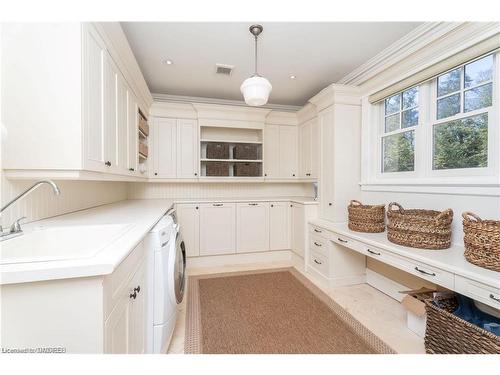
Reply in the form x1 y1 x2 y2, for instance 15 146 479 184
432 54 494 171
381 86 419 173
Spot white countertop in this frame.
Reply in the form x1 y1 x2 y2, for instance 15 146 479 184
173 196 318 205
309 219 500 288
0 200 174 285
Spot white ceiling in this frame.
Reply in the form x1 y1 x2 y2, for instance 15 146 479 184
121 22 422 106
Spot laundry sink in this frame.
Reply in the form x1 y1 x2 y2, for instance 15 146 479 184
0 223 132 265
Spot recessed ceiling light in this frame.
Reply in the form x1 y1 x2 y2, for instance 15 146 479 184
289 75 296 80
162 59 173 65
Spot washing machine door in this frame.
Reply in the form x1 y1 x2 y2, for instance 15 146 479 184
174 231 186 304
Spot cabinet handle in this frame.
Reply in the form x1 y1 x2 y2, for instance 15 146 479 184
314 229 322 233
366 249 381 256
249 203 258 206
489 294 500 303
314 259 322 265
314 242 322 247
337 238 348 243
213 203 223 207
414 267 436 277
134 286 141 293
129 168 135 171
129 291 137 300
105 161 111 167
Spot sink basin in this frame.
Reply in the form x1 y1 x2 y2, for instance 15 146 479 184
0 224 132 265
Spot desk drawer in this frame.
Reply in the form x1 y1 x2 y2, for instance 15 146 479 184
331 234 364 253
309 225 331 241
309 234 329 256
309 249 329 277
455 275 500 310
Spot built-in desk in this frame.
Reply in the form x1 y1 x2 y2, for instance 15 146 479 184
307 219 500 310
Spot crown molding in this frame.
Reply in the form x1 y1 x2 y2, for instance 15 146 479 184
308 84 361 112
152 93 301 112
337 22 464 86
149 101 197 119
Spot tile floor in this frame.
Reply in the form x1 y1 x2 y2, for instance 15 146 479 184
167 261 425 354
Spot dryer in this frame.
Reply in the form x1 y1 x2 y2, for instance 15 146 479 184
145 210 186 354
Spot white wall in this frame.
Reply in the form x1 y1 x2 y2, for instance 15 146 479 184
0 176 127 227
127 182 314 200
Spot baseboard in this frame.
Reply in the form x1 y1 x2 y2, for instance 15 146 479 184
186 250 293 269
366 269 407 302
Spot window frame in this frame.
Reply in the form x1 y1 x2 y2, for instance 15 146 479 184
428 53 497 178
378 86 421 177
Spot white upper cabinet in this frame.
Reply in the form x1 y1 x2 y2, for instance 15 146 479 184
279 126 298 178
127 92 139 174
176 119 199 178
151 117 198 179
199 203 236 256
298 118 319 179
264 125 280 178
236 202 270 253
1 23 150 180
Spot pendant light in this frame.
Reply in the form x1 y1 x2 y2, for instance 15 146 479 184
240 24 272 106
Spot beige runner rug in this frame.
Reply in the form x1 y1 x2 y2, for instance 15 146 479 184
185 267 395 354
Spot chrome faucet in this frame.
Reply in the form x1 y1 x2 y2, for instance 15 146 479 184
0 180 61 241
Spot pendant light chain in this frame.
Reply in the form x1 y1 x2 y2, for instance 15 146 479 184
254 34 258 77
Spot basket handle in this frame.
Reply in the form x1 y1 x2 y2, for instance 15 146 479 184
388 202 404 213
349 200 363 206
462 211 482 222
435 209 453 223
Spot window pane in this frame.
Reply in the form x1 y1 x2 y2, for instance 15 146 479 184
385 113 400 132
437 93 460 119
385 94 400 115
433 114 488 170
437 68 461 97
402 108 418 128
402 87 418 109
464 83 493 112
465 55 493 88
382 131 415 173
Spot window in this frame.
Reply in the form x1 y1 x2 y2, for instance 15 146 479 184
433 55 493 170
381 87 418 173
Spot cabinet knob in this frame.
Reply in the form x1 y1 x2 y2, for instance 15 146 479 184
129 291 137 300
264 173 267 177
271 204 274 207
154 172 158 176
195 206 199 210
194 173 198 176
292 174 295 177
134 285 141 293
329 202 333 206
129 168 135 171
105 161 111 167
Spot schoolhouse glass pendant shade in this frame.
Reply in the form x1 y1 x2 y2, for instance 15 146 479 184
240 76 272 106
241 24 272 106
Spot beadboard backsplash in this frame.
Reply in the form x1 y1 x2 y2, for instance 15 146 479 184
0 176 127 226
127 182 314 200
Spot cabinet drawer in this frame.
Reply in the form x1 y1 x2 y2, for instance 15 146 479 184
309 234 329 256
331 234 364 253
103 242 147 319
455 275 500 310
309 224 331 241
309 249 329 277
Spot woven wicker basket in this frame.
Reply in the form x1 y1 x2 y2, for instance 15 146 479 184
424 297 500 354
347 200 385 233
462 212 500 272
386 202 453 250
206 143 229 159
233 144 259 160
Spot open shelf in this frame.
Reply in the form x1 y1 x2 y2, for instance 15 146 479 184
200 139 262 145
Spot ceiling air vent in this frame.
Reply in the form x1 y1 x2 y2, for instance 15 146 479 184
215 64 234 76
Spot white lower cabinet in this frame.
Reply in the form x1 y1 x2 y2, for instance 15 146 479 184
291 202 319 258
269 202 291 250
176 204 200 257
236 202 270 253
199 203 236 256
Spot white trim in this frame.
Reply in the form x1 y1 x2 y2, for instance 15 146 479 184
152 93 301 112
185 250 293 269
338 22 462 85
360 181 500 197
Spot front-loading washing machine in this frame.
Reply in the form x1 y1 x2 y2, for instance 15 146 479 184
145 209 186 354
